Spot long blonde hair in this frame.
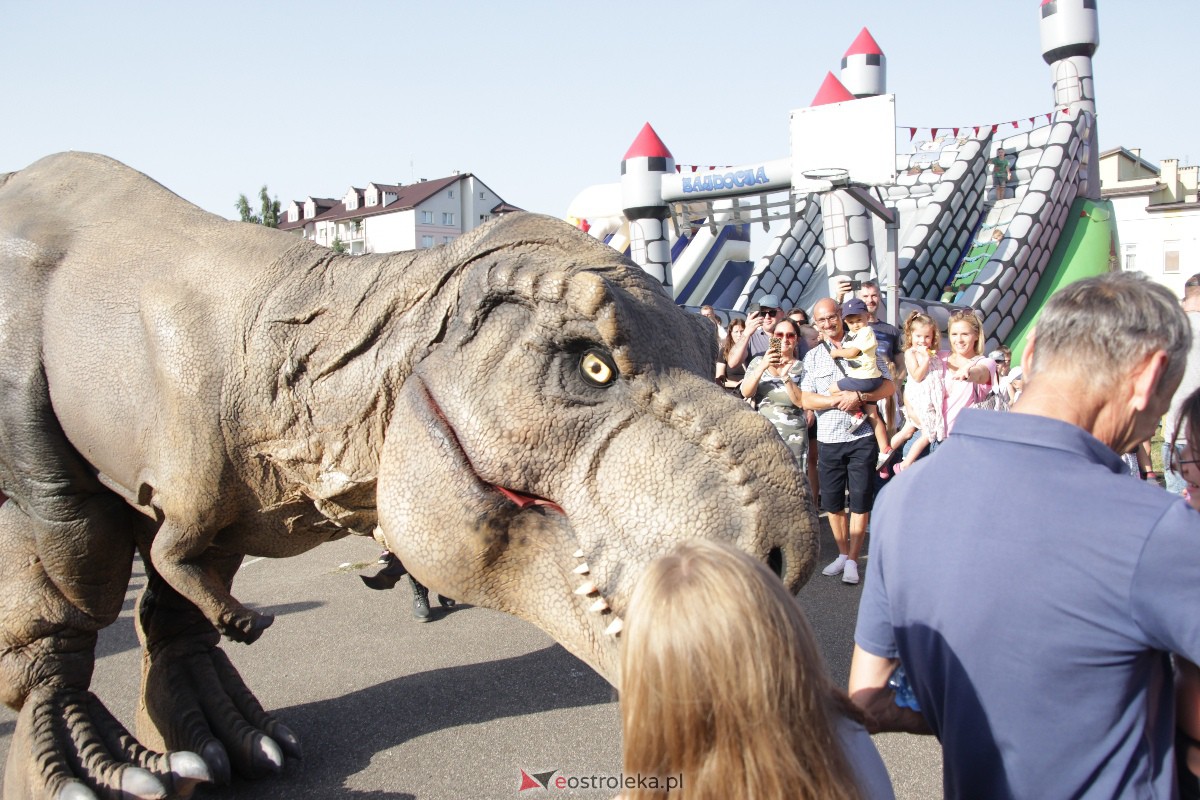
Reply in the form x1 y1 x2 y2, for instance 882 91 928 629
620 540 864 800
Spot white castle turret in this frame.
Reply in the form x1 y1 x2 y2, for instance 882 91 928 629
840 27 885 99
621 123 675 290
1040 0 1100 198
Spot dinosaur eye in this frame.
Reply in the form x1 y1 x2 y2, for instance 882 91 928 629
579 349 617 387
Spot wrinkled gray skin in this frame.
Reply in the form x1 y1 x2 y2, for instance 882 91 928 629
0 153 819 799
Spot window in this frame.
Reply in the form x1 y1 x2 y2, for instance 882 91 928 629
447 189 454 199
1123 243 1137 271
1165 241 1181 274
421 235 434 248
480 191 486 199
420 211 433 224
442 212 455 226
479 214 492 223
443 236 454 244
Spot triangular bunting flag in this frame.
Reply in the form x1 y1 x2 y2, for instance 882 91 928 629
909 127 917 140
1046 112 1052 123
991 124 999 133
930 128 939 138
952 127 959 136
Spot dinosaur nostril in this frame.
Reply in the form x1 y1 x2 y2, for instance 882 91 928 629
766 546 784 580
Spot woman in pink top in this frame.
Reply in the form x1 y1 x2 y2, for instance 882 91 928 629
941 310 996 433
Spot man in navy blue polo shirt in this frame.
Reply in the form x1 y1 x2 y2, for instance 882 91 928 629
850 272 1200 799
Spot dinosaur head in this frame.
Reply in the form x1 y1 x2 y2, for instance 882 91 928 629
376 213 818 684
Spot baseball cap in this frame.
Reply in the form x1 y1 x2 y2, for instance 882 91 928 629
841 297 869 317
749 292 782 314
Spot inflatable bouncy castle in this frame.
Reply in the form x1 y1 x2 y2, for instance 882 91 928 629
565 0 1113 356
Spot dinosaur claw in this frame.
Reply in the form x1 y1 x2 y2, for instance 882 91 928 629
221 609 274 643
200 740 232 786
119 766 167 799
269 722 303 760
167 751 213 797
55 781 98 800
251 733 285 776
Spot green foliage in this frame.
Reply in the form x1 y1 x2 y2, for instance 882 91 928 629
235 185 281 228
332 237 346 254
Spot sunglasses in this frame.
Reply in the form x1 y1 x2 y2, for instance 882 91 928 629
775 332 797 340
1171 449 1200 472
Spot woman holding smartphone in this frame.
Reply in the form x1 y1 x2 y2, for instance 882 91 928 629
742 318 810 466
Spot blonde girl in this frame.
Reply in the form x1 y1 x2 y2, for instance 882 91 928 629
619 540 894 800
889 312 948 473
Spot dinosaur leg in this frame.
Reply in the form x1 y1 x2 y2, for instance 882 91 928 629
148 517 273 645
0 500 209 800
134 549 301 786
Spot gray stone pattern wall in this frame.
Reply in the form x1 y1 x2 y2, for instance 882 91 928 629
959 112 1092 350
734 195 824 312
891 135 990 302
821 191 876 291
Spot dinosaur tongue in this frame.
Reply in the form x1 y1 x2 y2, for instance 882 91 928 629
495 485 564 514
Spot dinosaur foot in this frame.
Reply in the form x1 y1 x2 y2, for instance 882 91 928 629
4 686 211 800
215 606 273 644
142 641 301 787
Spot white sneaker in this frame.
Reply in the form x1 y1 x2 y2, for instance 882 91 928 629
842 559 860 585
822 555 848 576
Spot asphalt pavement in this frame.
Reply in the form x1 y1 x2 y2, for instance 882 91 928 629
0 521 942 799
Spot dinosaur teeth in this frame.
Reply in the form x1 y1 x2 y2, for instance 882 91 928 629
574 581 598 596
604 617 624 636
589 597 609 613
573 549 585 559
573 562 590 575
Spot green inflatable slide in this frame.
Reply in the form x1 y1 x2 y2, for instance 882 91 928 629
1004 197 1116 366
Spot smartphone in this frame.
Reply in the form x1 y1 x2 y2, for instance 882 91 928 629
848 280 863 291
769 337 782 357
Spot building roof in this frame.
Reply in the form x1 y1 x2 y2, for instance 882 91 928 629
280 175 464 229
1099 146 1159 175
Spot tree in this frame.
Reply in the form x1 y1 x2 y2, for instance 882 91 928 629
235 185 281 228
331 237 346 254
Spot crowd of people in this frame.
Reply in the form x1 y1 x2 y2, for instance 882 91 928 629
614 273 1200 798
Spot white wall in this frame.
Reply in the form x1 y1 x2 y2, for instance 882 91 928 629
365 208 418 252
1111 193 1200 297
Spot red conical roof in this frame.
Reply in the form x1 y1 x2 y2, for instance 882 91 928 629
844 27 883 57
811 72 856 106
623 122 673 160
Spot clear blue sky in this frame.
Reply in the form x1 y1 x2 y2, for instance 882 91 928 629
5 1 1195 223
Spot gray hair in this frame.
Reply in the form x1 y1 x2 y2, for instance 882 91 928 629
1028 272 1191 390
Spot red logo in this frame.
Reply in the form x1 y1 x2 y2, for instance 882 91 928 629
518 769 560 791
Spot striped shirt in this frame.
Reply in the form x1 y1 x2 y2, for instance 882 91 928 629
801 342 892 444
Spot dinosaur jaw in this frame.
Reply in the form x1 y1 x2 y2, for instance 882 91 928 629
377 377 624 682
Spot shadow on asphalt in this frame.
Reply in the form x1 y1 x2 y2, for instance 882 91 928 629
95 598 325 661
217 643 613 798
